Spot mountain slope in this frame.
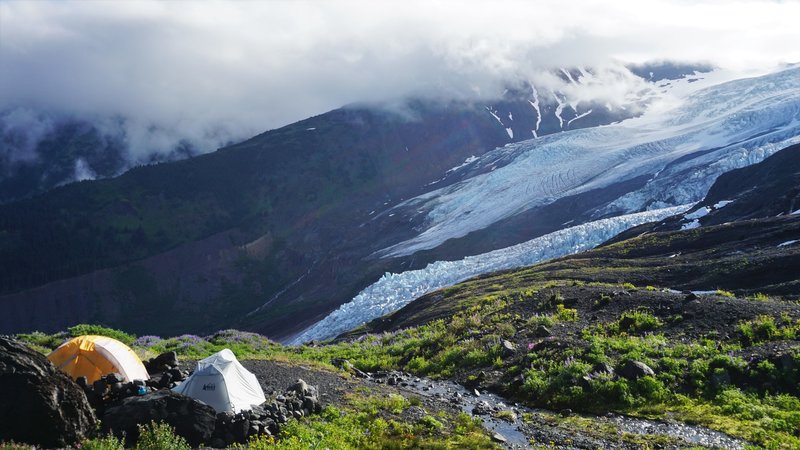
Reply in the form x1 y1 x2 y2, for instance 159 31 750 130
0 85 642 337
0 109 207 203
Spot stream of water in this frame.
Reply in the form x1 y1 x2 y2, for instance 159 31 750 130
368 372 748 449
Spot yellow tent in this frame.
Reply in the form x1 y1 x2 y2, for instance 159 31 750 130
47 335 150 384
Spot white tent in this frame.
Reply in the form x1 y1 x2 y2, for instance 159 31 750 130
172 349 266 413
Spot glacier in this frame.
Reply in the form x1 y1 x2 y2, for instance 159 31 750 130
290 205 688 344
290 66 800 344
379 66 800 257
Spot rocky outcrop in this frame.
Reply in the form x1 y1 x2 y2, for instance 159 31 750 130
0 336 97 448
102 390 217 447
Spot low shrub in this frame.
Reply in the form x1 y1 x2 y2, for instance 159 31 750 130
68 324 136 345
135 422 190 450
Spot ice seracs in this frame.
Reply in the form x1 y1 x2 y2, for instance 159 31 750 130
290 205 688 344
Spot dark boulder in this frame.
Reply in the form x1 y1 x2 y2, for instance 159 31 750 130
102 390 216 447
618 360 656 379
471 400 493 416
0 336 97 448
144 351 179 374
618 316 637 332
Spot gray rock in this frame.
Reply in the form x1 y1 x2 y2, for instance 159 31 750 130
534 324 552 337
303 396 320 412
491 431 507 443
618 360 656 379
0 337 98 448
472 400 493 416
102 390 216 446
289 378 318 397
501 340 516 356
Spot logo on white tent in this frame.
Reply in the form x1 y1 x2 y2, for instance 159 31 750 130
202 383 216 391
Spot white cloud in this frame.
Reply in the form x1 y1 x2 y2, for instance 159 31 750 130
0 0 798 157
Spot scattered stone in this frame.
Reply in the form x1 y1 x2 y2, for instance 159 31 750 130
144 351 179 375
491 431 508 443
501 340 516 356
619 360 656 380
472 400 493 416
473 388 481 397
534 324 552 337
0 337 98 448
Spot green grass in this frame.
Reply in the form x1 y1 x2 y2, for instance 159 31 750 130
746 292 770 302
233 397 496 450
737 315 799 346
715 289 736 298
14 280 800 449
134 422 190 450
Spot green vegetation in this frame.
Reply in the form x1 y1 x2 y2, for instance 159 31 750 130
737 315 799 346
747 292 770 302
79 434 125 450
234 395 495 450
715 289 736 298
68 324 136 345
76 422 189 450
554 304 578 322
607 309 663 334
134 422 190 450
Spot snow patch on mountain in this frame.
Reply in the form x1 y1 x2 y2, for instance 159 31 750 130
290 205 688 344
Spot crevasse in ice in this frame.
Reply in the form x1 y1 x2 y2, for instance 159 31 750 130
291 205 688 344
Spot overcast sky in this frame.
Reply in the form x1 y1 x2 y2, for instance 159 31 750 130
1 0 799 157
